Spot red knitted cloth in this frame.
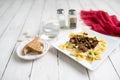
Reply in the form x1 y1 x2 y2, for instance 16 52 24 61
80 10 120 36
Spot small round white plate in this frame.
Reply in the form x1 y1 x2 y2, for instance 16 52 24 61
16 39 49 60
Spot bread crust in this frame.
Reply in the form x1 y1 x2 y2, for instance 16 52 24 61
23 37 43 55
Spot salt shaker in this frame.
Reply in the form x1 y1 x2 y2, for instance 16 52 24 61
69 9 77 29
57 9 66 29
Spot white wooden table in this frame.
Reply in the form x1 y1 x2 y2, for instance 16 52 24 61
0 0 120 80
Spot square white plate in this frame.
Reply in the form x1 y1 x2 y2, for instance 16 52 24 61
52 27 120 70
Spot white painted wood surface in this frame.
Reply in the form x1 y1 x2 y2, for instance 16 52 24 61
0 0 120 80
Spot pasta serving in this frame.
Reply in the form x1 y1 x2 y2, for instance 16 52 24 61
59 31 107 63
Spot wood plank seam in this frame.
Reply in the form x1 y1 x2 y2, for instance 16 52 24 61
66 0 70 9
57 50 60 80
86 0 97 10
0 0 16 17
38 0 47 33
108 57 120 79
86 68 91 80
0 0 24 39
0 39 18 80
104 0 120 16
0 0 35 79
54 0 60 80
29 60 34 80
78 0 85 9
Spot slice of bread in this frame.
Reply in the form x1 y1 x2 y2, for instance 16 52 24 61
23 46 29 55
23 37 43 55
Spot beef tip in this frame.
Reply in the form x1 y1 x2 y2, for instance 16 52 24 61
70 38 77 44
83 32 88 35
85 41 91 49
91 40 99 48
70 35 82 44
70 34 99 51
94 41 98 46
75 35 82 43
78 43 88 52
85 37 98 49
84 38 92 49
81 38 85 42
80 37 91 49
76 35 82 39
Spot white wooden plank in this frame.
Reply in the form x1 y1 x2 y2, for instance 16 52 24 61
30 0 59 80
0 0 34 79
88 58 120 80
104 0 120 16
58 51 89 80
0 0 15 16
31 47 59 80
0 0 7 9
67 0 82 10
56 0 89 80
79 0 97 10
109 45 120 77
56 0 68 9
1 0 46 79
41 0 57 22
0 0 23 37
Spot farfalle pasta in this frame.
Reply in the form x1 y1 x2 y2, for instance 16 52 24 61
60 31 107 63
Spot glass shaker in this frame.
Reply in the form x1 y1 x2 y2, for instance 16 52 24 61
57 9 66 29
68 9 77 29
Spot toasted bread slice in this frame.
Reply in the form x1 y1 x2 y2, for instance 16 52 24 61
27 37 43 54
23 37 43 55
23 46 31 55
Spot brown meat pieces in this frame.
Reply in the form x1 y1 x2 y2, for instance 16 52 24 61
69 35 82 44
69 34 99 52
91 40 98 48
78 43 88 52
69 37 77 44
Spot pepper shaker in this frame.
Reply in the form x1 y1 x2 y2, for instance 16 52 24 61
69 9 77 29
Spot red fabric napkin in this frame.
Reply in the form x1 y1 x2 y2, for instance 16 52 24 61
80 10 120 37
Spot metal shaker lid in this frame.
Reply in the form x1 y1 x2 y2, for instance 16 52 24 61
57 9 64 14
69 9 76 15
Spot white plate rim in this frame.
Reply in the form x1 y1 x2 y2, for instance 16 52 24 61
52 28 120 70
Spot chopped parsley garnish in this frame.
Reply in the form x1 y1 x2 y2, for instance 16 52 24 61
89 40 93 44
94 52 97 55
89 51 92 55
84 42 88 47
82 34 85 38
94 36 97 39
77 38 81 42
72 44 76 48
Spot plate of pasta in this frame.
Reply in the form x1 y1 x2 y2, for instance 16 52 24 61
52 29 120 70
